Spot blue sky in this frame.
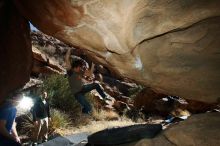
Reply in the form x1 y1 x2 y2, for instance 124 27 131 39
29 22 38 31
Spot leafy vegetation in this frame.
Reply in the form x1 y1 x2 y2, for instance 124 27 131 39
42 74 80 113
19 108 72 136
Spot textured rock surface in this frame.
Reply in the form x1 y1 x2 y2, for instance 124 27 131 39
125 112 220 146
31 31 74 66
15 0 220 103
134 88 218 115
134 88 166 113
32 46 65 75
0 0 32 102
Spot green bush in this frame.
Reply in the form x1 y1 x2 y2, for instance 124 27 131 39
42 74 80 112
19 108 72 136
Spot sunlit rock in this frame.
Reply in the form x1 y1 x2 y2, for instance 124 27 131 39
131 113 220 146
12 0 220 103
32 46 65 75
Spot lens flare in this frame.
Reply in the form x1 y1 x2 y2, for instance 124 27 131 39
18 96 33 110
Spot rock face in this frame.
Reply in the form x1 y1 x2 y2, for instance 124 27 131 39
31 31 73 66
134 88 166 114
14 0 220 103
0 0 32 102
32 46 65 75
134 88 218 115
130 112 220 146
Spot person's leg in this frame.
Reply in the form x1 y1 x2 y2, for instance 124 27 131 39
32 119 42 143
82 83 106 99
75 92 92 114
39 118 49 142
38 119 47 143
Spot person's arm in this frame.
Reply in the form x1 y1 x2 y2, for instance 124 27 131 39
47 102 51 122
0 120 17 142
32 104 37 122
83 62 95 78
90 62 95 74
65 48 72 71
47 102 51 118
11 120 20 143
32 102 40 128
47 103 50 118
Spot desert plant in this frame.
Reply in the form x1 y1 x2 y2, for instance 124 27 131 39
92 109 119 121
86 92 101 110
17 113 34 136
49 108 72 133
128 85 144 98
42 74 80 112
86 92 119 121
19 108 72 137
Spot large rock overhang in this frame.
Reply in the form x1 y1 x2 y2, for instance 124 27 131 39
0 0 32 102
11 0 220 103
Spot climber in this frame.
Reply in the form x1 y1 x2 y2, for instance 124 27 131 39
65 48 108 114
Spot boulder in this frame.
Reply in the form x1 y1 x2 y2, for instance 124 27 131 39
101 75 138 96
134 88 216 115
31 31 73 65
22 78 43 91
127 112 220 146
14 0 220 103
134 88 166 115
185 99 218 114
32 46 65 75
0 0 32 102
113 100 130 113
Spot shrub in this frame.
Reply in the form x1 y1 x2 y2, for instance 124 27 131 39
42 74 80 112
19 108 72 137
86 92 119 121
128 85 144 98
17 113 34 136
49 108 72 134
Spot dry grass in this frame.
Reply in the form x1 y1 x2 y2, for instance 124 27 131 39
53 105 145 136
92 110 119 121
19 109 72 136
50 109 72 131
56 116 139 136
54 109 138 136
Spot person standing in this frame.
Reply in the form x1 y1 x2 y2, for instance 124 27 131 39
0 92 22 146
65 49 108 114
32 91 51 146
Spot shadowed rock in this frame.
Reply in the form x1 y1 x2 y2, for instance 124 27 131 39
0 0 32 101
131 113 220 146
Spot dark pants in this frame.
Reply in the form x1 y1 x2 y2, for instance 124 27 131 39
75 83 106 114
0 137 21 146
